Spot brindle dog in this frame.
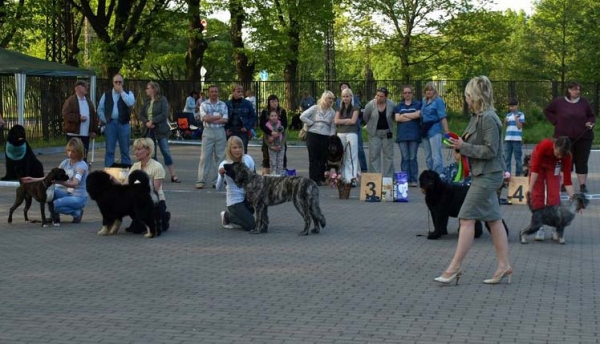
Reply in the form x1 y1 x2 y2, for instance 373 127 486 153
8 167 69 227
520 193 589 244
224 162 326 236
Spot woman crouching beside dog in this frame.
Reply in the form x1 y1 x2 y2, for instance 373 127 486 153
521 136 575 242
22 138 88 223
217 136 256 231
124 138 171 233
435 76 512 285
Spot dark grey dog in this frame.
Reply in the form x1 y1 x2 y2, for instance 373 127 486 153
224 162 326 236
520 193 589 244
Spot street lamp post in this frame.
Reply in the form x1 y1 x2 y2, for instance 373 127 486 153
200 66 207 92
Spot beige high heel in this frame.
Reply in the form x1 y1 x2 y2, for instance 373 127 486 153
434 270 463 285
483 268 513 284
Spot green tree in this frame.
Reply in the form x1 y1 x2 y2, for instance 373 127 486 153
527 0 584 83
68 0 172 77
347 0 494 82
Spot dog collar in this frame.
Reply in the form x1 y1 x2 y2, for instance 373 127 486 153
5 142 26 160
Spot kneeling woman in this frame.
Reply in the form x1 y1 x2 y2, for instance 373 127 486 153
53 137 89 223
216 136 256 231
128 138 171 232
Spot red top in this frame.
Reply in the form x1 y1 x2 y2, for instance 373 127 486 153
530 138 572 186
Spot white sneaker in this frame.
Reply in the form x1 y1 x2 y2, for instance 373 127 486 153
535 227 545 241
221 211 233 229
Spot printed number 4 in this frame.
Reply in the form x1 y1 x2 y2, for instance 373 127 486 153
511 185 524 202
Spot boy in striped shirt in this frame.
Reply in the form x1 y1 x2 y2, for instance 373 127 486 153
504 98 525 176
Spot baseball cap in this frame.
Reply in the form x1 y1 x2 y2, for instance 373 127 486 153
377 87 389 96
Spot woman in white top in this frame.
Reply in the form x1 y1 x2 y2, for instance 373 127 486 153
216 136 256 231
300 90 337 185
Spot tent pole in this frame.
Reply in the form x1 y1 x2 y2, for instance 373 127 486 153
15 73 26 125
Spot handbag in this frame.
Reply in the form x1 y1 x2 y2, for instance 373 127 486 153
298 124 308 141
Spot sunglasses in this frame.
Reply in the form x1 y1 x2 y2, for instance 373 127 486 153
113 80 123 84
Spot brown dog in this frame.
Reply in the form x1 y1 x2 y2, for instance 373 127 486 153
8 168 69 227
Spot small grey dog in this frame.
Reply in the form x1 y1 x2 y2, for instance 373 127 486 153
224 162 326 236
520 193 589 244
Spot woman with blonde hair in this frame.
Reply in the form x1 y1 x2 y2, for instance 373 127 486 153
300 90 337 184
435 76 512 285
334 88 360 184
216 136 256 232
23 138 89 223
127 138 171 232
139 81 181 183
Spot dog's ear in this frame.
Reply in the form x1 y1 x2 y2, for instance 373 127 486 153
224 163 236 180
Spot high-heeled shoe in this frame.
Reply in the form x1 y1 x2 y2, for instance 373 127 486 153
434 270 462 285
483 268 513 284
171 176 181 183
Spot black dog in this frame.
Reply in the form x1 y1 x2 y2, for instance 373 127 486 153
86 170 159 238
520 193 588 244
419 170 509 240
2 124 44 181
522 154 531 177
326 135 344 171
224 162 326 235
289 113 302 131
8 168 69 227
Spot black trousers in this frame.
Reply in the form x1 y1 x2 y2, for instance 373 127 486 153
306 131 328 183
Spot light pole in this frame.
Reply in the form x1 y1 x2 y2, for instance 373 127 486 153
200 66 207 92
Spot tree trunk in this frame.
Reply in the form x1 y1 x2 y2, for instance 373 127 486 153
229 0 254 84
283 18 300 111
185 0 207 82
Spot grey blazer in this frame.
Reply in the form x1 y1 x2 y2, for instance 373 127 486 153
459 108 505 176
363 98 396 136
139 96 170 139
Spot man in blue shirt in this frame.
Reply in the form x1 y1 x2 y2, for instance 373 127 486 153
97 73 136 167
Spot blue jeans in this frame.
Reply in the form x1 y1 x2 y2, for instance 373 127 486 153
104 120 131 167
357 126 367 172
147 131 174 166
504 140 523 176
398 140 419 183
422 133 444 174
53 187 87 218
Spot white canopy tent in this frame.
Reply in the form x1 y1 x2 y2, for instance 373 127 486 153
0 48 97 125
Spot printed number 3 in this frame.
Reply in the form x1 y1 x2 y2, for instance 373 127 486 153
366 182 377 197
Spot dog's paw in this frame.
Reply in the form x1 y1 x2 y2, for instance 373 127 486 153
97 227 110 236
42 223 49 228
298 230 309 236
144 233 155 238
53 222 61 228
311 228 320 234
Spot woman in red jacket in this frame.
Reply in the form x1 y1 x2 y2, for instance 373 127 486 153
521 137 575 242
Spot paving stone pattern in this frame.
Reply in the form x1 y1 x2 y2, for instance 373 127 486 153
1 142 599 343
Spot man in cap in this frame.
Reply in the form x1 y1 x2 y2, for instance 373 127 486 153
61 80 99 161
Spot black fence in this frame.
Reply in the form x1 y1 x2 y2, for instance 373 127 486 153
1 76 598 143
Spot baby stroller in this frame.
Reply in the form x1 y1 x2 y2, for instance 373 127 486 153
170 112 202 140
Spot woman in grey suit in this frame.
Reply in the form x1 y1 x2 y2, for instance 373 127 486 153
139 81 181 183
434 76 512 285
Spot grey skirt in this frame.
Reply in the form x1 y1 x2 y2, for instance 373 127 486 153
458 171 503 221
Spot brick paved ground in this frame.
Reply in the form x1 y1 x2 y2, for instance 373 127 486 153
0 140 599 343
